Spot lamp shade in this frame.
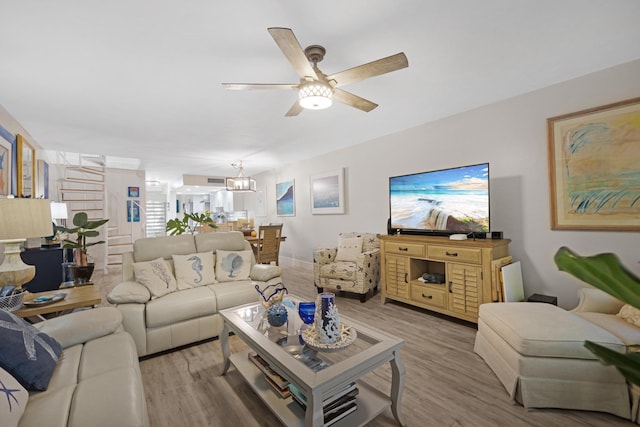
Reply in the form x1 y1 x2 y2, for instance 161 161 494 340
0 198 53 240
298 81 333 110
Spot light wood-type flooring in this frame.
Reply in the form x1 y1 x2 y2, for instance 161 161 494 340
93 260 634 427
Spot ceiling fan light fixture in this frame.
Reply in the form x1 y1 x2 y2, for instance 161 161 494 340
298 81 333 110
225 161 256 192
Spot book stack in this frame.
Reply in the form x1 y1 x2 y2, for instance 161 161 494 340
288 382 359 427
248 352 290 398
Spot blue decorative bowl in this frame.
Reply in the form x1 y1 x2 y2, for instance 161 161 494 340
266 304 288 327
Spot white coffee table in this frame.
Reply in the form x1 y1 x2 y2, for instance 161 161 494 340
220 295 406 427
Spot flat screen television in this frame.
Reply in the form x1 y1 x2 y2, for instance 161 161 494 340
389 163 490 236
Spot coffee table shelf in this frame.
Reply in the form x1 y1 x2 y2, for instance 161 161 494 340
230 350 391 427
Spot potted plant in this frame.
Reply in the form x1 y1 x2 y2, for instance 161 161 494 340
55 212 109 284
555 247 640 386
166 211 217 235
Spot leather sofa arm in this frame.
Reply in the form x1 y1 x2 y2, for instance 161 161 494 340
35 307 123 349
571 287 625 314
250 264 282 282
107 281 151 304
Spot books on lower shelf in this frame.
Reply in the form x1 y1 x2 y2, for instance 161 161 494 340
248 352 290 398
289 382 359 426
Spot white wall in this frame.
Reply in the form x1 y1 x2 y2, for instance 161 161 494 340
250 59 640 309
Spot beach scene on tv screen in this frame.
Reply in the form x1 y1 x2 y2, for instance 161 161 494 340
390 164 489 233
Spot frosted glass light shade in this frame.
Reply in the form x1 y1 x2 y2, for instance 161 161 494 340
298 82 333 110
50 202 68 220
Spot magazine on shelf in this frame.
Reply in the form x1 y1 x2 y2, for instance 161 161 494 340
288 382 358 410
324 401 357 427
248 352 289 394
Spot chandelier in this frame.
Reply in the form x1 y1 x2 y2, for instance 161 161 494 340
225 161 256 192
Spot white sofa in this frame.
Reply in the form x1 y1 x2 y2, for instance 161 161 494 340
107 232 282 357
474 288 640 421
4 307 148 427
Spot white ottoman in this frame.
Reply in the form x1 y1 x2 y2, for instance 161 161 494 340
474 302 631 419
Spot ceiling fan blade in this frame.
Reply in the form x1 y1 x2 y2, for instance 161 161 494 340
267 27 319 80
285 101 304 117
222 83 298 90
327 52 408 87
332 89 378 112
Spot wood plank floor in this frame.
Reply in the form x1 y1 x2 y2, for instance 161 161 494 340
94 260 634 427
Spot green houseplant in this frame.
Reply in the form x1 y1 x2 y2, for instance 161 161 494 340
166 211 217 235
555 246 640 386
55 212 109 284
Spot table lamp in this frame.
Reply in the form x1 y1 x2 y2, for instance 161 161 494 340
0 198 53 289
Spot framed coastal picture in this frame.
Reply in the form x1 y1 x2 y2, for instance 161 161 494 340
127 199 140 222
37 159 49 198
276 179 295 216
16 134 36 198
128 186 140 197
548 97 640 230
310 168 345 214
0 136 11 197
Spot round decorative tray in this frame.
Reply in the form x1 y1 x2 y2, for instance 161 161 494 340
301 324 357 352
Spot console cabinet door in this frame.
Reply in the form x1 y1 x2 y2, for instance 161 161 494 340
447 263 482 319
385 254 410 299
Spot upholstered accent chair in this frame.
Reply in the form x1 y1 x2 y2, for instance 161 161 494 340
313 232 380 302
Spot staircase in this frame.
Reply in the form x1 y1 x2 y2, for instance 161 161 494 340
57 153 109 270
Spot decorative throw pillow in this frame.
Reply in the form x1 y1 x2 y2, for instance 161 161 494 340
0 310 62 391
0 366 28 427
216 250 252 282
173 252 217 290
133 257 177 298
617 304 640 327
335 236 364 262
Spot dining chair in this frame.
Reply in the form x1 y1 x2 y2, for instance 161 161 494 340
256 224 283 265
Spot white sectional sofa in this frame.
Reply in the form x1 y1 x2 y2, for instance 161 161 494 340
1 307 148 427
107 231 282 357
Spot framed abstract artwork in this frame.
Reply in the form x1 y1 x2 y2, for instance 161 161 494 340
16 134 36 198
310 168 345 214
127 199 140 222
37 159 49 198
276 179 295 216
255 186 267 217
128 186 140 197
547 97 640 230
0 136 11 197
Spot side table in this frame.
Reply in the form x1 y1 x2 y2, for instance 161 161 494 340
13 285 101 322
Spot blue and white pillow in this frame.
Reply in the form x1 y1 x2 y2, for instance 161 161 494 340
0 366 27 427
215 250 252 282
173 252 217 289
0 310 62 391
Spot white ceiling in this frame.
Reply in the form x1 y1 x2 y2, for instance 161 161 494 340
2 1 640 189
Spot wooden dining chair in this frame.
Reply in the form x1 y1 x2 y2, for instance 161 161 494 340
256 224 283 265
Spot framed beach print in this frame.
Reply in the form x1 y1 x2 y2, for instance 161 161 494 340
128 186 140 197
0 136 11 197
310 168 345 214
37 159 49 198
127 199 140 222
548 97 640 230
276 179 295 216
16 134 36 198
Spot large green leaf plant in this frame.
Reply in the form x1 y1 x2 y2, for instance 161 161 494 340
554 246 640 386
54 212 109 266
166 211 217 235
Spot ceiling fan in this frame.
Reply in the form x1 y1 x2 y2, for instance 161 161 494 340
222 27 409 117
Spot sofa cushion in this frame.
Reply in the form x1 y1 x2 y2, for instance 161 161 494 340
173 251 217 289
209 281 260 311
0 366 28 427
335 235 363 262
146 286 217 328
0 309 62 390
133 234 196 263
216 250 252 282
133 257 177 298
576 312 640 346
195 231 248 253
478 302 625 359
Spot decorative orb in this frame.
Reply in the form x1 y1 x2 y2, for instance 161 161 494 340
267 304 288 327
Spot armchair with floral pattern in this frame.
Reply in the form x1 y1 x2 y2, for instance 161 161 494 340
313 232 380 302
